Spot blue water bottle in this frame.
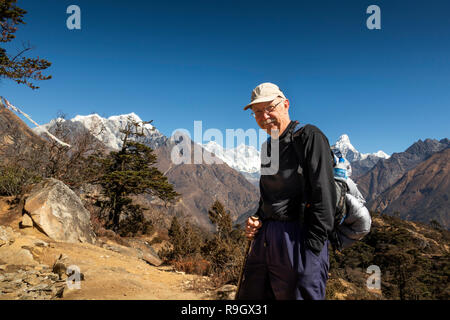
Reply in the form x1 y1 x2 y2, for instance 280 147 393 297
334 157 348 179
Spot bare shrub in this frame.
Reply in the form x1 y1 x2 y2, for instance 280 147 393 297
0 164 41 196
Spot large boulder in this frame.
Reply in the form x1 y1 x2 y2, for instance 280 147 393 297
24 179 96 244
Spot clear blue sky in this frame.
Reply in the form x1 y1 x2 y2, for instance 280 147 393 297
1 0 449 155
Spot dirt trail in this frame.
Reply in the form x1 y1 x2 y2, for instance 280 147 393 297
0 197 211 300
38 240 209 300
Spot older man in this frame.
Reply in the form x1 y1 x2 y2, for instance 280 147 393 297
237 83 336 300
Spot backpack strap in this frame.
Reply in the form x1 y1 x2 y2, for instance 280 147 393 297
289 120 306 167
289 121 311 209
290 121 335 168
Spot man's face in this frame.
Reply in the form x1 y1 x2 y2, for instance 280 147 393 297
251 98 290 135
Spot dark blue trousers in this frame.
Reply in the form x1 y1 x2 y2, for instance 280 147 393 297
237 220 329 300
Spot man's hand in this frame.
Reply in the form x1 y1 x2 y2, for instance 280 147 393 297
245 216 262 240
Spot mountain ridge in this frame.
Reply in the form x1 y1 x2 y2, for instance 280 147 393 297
369 148 449 228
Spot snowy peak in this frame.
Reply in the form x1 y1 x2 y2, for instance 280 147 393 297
202 141 260 174
334 134 360 161
106 113 154 129
332 134 390 162
35 113 167 151
337 134 351 144
371 150 390 159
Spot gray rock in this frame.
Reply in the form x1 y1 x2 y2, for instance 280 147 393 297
124 238 163 266
28 283 52 292
26 270 39 275
52 285 64 299
215 284 237 300
1 288 15 294
36 264 50 271
34 240 49 247
3 273 15 281
20 214 34 228
44 273 60 282
24 178 96 244
0 226 15 246
23 275 41 286
140 251 163 267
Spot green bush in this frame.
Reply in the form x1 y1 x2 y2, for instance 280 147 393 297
161 201 247 287
117 204 153 237
0 165 41 197
329 213 450 300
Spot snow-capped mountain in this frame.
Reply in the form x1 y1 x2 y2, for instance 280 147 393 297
35 113 168 151
331 134 390 178
202 141 260 174
202 141 261 186
202 133 390 184
34 112 390 183
332 134 390 162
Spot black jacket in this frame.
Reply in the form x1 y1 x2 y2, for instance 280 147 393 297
256 121 336 256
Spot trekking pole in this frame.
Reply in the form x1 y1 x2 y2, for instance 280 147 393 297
235 216 259 300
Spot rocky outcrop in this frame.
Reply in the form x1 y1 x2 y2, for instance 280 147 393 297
24 179 96 244
0 264 66 300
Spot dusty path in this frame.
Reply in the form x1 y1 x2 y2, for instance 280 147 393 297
0 197 211 300
39 240 210 300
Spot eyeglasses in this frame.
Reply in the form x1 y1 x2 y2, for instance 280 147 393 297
250 100 283 118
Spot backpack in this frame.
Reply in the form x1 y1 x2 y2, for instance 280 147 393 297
288 122 371 251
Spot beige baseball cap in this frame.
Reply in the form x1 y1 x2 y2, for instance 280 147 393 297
243 82 286 110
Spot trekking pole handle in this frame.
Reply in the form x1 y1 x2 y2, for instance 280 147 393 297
235 215 260 300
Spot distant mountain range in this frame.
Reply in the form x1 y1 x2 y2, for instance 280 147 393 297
355 138 450 228
21 111 449 230
331 134 390 179
202 141 261 187
355 138 450 202
34 113 168 151
32 113 259 231
49 114 389 186
369 148 449 228
202 131 391 185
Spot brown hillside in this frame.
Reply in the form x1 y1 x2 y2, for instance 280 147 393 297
370 148 449 228
154 141 259 230
0 104 46 159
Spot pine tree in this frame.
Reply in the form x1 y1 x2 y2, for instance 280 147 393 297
165 216 202 260
204 200 246 284
0 0 51 89
208 200 232 240
96 117 179 233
